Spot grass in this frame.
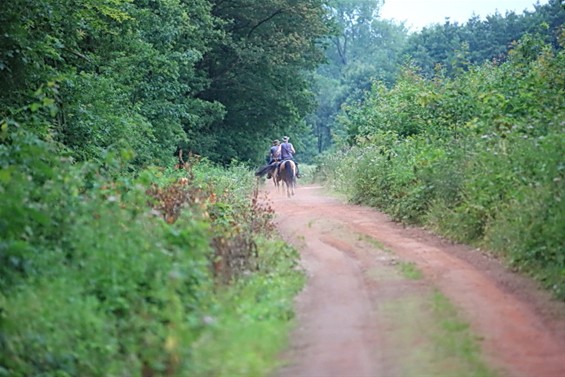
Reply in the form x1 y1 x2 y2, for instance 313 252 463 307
376 288 496 377
356 232 495 377
430 291 497 377
356 233 393 253
189 238 305 377
399 261 423 280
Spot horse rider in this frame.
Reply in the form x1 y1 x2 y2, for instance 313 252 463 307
280 136 301 178
266 139 281 179
269 139 281 164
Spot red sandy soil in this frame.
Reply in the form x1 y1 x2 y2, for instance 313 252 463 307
266 184 565 377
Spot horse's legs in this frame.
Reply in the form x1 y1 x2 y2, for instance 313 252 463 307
290 163 296 196
277 161 297 197
270 167 280 192
278 163 286 195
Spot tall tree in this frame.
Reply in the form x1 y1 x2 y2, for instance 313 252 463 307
403 0 565 78
106 0 223 164
195 0 332 163
0 0 225 166
311 0 408 153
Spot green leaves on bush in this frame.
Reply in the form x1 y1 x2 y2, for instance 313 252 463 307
320 34 565 299
1 117 296 375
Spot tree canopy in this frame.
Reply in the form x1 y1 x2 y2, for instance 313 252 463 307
1 0 562 163
309 0 564 153
1 0 333 167
195 0 332 162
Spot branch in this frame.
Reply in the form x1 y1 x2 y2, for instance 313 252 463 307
247 8 284 38
64 47 93 63
333 36 347 66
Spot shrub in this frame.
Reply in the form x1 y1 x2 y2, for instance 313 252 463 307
326 33 565 299
1 115 298 375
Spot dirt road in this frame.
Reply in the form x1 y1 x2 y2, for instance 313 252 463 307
267 184 565 377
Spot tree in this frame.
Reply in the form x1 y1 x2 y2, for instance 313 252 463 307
310 0 408 152
195 0 332 163
402 0 565 78
0 0 225 166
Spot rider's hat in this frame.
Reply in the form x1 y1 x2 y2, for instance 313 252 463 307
282 136 289 142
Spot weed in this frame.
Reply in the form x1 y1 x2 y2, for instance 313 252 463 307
430 291 496 377
356 233 393 253
399 261 423 280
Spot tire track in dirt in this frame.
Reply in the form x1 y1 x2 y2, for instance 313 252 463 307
268 184 565 377
273 213 380 377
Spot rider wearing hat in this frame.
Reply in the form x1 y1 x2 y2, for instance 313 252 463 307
280 136 301 178
268 139 281 164
266 139 281 179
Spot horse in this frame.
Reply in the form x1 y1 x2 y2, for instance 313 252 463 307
275 160 297 197
255 160 297 197
270 163 281 191
255 163 279 189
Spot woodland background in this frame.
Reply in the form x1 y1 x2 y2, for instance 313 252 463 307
1 0 563 376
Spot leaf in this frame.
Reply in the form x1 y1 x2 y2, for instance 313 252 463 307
42 97 55 106
0 167 12 184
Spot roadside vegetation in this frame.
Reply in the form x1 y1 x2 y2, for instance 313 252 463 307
317 32 565 300
0 122 303 375
0 1 321 372
1 0 563 374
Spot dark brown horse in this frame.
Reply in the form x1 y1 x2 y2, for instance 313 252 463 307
275 160 297 197
255 160 297 197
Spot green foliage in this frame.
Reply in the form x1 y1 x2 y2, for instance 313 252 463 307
189 238 304 377
311 1 408 153
194 0 332 163
1 120 209 376
310 0 562 155
1 0 333 169
1 279 116 376
0 0 222 169
321 34 565 299
1 93 303 375
403 0 565 78
58 72 155 163
483 133 565 297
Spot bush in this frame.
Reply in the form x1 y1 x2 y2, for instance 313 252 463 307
325 34 565 299
1 119 300 375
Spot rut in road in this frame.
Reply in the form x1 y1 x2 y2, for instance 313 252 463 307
267 184 565 377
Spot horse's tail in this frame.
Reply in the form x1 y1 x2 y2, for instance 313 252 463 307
279 160 296 183
255 163 278 177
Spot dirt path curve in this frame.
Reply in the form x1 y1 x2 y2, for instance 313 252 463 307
267 184 565 377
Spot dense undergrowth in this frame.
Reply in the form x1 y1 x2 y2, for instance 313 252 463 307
0 102 302 376
317 33 565 299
